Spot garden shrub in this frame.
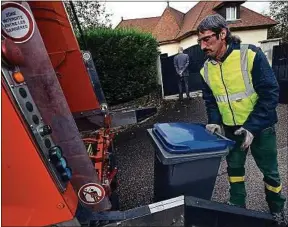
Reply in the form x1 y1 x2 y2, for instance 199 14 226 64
80 28 160 105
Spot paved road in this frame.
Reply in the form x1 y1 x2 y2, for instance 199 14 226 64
113 97 287 215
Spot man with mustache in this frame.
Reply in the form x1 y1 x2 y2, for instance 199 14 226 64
198 14 287 226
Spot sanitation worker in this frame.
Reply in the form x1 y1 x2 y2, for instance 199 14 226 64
197 14 287 226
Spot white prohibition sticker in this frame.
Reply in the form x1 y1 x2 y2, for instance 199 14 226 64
1 2 35 43
78 183 106 205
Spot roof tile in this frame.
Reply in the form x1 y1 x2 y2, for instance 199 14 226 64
177 1 206 38
116 17 160 34
169 7 185 28
152 7 184 42
116 1 278 43
228 6 278 30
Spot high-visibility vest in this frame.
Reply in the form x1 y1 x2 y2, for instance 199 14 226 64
200 44 259 126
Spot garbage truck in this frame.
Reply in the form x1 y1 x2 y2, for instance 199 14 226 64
1 1 282 227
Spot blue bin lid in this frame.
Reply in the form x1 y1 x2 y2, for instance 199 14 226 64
152 122 235 154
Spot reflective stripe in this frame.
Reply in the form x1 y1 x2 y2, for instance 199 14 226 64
240 44 249 71
229 176 245 183
203 44 256 103
215 88 255 103
265 183 282 193
240 44 255 95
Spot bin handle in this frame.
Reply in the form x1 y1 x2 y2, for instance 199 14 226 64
200 123 235 146
214 132 235 146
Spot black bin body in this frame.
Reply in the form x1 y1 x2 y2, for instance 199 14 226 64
153 153 222 202
147 123 234 203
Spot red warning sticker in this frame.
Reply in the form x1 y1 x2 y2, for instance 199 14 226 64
1 2 35 43
78 183 106 205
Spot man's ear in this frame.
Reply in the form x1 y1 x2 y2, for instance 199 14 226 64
220 29 227 40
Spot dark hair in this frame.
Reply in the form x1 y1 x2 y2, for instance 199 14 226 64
197 14 241 44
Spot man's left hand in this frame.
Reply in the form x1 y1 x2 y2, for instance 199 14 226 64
234 127 254 150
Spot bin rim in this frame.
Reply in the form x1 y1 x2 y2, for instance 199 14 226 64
152 122 235 154
148 128 228 165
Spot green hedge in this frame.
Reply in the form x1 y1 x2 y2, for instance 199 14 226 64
80 28 160 105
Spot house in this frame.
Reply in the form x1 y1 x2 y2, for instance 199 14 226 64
116 1 278 57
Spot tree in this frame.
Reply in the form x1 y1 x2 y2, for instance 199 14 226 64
64 1 112 35
267 2 288 43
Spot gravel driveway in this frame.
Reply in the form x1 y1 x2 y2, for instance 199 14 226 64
113 97 288 215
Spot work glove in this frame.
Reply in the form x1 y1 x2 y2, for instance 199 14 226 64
234 127 254 151
206 124 221 134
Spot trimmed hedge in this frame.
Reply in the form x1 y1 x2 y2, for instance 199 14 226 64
81 28 160 105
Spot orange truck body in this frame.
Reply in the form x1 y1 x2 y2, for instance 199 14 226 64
1 82 78 226
1 1 111 226
27 1 101 113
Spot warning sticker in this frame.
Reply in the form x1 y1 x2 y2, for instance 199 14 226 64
1 2 35 43
78 183 106 205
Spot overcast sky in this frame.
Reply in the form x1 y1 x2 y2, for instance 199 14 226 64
103 1 271 28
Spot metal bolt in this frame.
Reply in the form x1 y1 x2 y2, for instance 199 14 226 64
10 85 14 88
57 203 65 209
30 125 34 129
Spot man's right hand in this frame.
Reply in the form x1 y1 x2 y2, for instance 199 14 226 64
206 124 221 134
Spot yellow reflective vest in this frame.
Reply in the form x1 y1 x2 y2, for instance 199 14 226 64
200 44 259 126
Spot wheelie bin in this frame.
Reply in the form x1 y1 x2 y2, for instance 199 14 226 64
147 122 235 202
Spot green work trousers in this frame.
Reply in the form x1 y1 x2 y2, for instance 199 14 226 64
224 125 286 213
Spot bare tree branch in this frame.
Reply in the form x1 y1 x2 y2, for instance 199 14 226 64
64 1 112 36
267 2 288 43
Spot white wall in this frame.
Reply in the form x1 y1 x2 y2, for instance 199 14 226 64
156 55 163 85
180 35 198 50
260 39 281 65
158 28 268 55
231 29 268 46
157 36 198 56
158 43 179 56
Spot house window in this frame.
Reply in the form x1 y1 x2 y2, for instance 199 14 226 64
226 7 237 20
